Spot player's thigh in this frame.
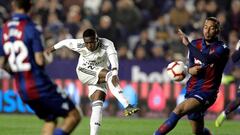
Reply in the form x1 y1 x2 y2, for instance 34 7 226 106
88 83 107 100
173 98 201 115
76 66 104 84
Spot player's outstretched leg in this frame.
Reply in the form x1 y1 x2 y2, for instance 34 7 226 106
215 111 226 127
105 71 139 116
124 104 140 116
153 112 181 135
215 98 240 127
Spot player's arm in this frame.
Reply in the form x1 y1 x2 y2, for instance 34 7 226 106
188 64 202 75
186 51 202 75
30 25 48 67
232 40 240 63
0 56 13 74
45 39 79 55
106 40 119 76
178 29 229 64
108 49 119 84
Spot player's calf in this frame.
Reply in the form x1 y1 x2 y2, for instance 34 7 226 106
90 100 103 135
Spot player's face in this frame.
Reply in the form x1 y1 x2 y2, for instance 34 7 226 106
203 20 219 41
84 36 98 52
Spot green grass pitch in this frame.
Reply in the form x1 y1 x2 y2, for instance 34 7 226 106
0 114 238 135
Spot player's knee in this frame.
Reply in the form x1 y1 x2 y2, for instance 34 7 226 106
105 71 118 86
105 71 112 82
69 108 81 125
173 105 185 116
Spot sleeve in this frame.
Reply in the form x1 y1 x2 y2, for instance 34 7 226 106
30 25 44 52
0 28 5 56
188 51 195 67
53 39 79 52
106 39 118 70
187 43 229 64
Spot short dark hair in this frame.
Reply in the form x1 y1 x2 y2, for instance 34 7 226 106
206 17 220 31
83 28 97 38
12 0 32 13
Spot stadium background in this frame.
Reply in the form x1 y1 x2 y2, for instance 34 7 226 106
0 0 240 119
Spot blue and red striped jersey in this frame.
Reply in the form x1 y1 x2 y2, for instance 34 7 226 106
186 38 230 93
0 13 57 101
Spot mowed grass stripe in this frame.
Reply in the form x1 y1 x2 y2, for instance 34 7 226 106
0 114 238 135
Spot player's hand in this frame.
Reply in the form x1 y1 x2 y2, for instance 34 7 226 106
188 64 202 75
45 46 55 55
178 29 190 46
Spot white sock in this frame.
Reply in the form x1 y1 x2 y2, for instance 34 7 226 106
90 100 103 135
222 111 226 117
106 72 129 108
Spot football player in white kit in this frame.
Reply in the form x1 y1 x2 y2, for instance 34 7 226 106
46 28 139 135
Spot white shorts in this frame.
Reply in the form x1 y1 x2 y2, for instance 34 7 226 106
76 65 107 97
76 65 104 85
88 83 108 98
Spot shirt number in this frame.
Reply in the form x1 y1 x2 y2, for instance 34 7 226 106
3 40 31 72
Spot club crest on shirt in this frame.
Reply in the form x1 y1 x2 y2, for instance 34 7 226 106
209 48 215 54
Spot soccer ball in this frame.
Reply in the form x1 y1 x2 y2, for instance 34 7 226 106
166 61 186 81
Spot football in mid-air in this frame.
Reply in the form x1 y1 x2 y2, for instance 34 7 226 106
166 61 186 81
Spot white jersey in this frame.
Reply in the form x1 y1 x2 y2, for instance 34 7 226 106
54 38 117 69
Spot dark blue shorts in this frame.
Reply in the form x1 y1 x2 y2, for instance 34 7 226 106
26 89 76 121
185 90 217 121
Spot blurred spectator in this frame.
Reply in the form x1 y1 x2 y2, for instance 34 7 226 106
133 0 154 27
206 0 219 17
191 0 206 31
0 0 10 12
83 0 102 25
134 46 147 60
227 0 240 31
151 45 164 59
169 0 191 32
115 0 142 41
151 0 174 19
46 13 64 39
0 5 8 26
98 0 115 24
96 15 118 44
118 43 132 60
62 0 84 12
217 10 231 42
224 30 239 75
1 0 239 62
133 29 154 59
33 0 65 27
65 5 82 38
149 14 173 43
76 19 93 38
83 0 102 15
228 30 239 55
